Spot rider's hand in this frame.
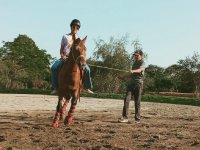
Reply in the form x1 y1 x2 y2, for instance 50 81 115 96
62 55 67 60
61 54 67 61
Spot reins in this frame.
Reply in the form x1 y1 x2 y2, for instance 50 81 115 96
88 64 129 73
72 54 85 64
70 41 86 102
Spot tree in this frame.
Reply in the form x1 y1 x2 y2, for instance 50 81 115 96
89 35 131 93
177 52 200 96
165 64 182 92
145 64 164 91
0 34 54 89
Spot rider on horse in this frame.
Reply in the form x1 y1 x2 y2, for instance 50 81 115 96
51 19 94 95
52 20 90 127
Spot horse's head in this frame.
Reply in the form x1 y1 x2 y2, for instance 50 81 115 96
71 36 87 69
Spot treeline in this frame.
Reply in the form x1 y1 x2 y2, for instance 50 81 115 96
0 34 200 96
0 35 54 89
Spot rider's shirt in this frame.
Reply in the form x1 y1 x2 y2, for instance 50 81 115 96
61 33 78 56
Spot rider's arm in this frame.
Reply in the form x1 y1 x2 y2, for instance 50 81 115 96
60 35 68 60
60 45 64 58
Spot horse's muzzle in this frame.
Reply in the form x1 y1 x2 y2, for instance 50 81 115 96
76 55 86 69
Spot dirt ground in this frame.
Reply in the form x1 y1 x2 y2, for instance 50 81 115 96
0 94 200 150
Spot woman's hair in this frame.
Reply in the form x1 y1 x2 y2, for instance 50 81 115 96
133 50 143 56
132 50 144 60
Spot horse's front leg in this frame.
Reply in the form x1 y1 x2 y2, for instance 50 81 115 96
52 96 63 127
60 95 70 120
64 93 78 125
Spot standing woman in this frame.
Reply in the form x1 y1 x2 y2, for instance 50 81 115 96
118 50 145 123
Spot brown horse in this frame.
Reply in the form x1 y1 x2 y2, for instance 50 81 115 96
52 36 87 127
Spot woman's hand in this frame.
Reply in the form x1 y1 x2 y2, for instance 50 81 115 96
129 70 135 74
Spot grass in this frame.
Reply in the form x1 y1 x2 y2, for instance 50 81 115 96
142 95 200 106
0 89 199 106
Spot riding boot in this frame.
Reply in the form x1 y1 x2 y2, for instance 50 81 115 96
60 100 69 120
64 104 76 125
52 112 60 127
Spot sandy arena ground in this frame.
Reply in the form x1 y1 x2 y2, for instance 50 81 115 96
0 94 200 150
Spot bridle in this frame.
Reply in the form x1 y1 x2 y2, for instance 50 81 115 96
70 40 86 102
72 53 85 65
71 41 86 69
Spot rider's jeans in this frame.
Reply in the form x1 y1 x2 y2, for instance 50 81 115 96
51 59 93 90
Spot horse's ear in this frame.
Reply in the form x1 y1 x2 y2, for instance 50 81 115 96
82 36 87 44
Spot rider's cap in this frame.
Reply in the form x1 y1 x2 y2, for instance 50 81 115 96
70 19 81 28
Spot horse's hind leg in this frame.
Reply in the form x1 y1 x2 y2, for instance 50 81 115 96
52 96 63 127
64 96 77 125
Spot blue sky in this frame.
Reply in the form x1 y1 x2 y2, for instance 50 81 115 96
0 0 200 68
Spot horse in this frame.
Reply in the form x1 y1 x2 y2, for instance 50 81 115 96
52 36 87 127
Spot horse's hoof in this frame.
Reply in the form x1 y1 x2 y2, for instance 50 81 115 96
68 117 73 124
52 121 59 127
